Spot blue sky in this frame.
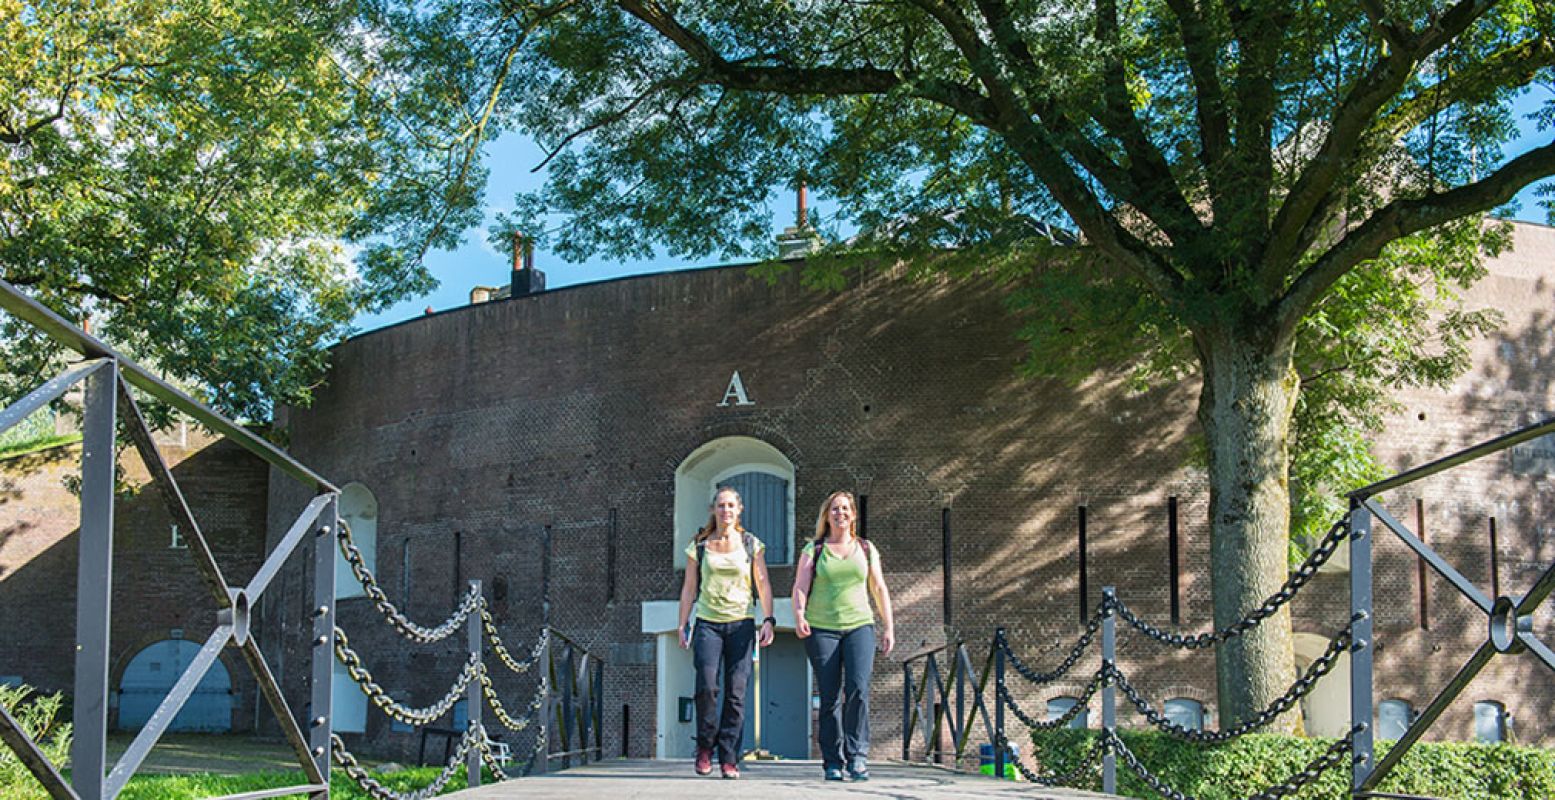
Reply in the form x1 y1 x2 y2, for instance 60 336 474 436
353 91 1555 334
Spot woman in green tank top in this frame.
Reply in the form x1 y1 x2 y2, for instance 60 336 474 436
793 490 894 782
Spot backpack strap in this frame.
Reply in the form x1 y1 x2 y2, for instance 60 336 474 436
743 532 758 604
695 534 763 610
694 539 707 605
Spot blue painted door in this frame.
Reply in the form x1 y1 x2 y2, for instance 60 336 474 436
722 471 790 565
118 640 232 732
742 633 808 759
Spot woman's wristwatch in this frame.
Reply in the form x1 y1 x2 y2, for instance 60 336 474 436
762 616 776 627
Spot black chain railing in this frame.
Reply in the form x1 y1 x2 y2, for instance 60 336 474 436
327 519 605 796
1110 514 1350 649
338 521 483 643
904 511 1360 797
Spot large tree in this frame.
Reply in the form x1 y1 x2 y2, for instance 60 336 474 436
1 0 486 419
386 0 1552 726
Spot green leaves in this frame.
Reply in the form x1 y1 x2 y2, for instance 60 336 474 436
1032 728 1555 799
1289 217 1505 552
0 684 71 797
0 0 487 420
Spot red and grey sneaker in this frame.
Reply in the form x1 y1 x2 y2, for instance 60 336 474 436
694 747 713 776
721 763 741 780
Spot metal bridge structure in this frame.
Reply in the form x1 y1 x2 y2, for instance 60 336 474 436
901 418 1555 798
2 270 1553 800
0 278 603 800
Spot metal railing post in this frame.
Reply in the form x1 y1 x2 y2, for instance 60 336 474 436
594 660 604 760
1349 502 1375 796
309 498 338 798
71 359 117 800
902 660 913 760
467 581 482 788
1101 587 1116 796
951 638 964 756
993 628 1006 781
535 629 552 775
561 644 575 769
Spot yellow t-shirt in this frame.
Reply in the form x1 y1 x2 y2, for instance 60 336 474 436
801 539 881 631
685 534 765 623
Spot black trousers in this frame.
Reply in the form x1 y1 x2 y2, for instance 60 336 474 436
691 617 755 766
804 624 875 770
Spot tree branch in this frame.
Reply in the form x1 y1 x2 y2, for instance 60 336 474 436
1357 0 1410 53
614 0 998 121
1224 0 1292 275
1276 139 1555 339
962 0 1201 250
1164 0 1230 170
1265 0 1498 274
1092 0 1206 248
1366 36 1554 159
1274 36 1555 266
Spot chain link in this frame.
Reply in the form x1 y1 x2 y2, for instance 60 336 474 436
999 729 1110 787
334 626 482 727
1113 624 1352 743
1109 727 1355 800
996 608 1104 685
482 672 548 731
332 727 480 800
477 730 512 782
337 520 482 643
483 610 548 674
997 666 1105 731
1112 513 1350 649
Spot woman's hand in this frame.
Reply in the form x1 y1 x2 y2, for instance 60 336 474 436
879 628 894 655
795 616 811 639
758 619 775 647
679 623 692 649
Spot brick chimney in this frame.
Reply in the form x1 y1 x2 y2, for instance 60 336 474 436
510 232 546 296
776 183 821 259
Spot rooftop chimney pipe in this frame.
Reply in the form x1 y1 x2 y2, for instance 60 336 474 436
509 231 546 297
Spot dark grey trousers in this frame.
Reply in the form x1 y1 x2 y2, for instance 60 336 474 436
804 624 875 770
691 618 755 766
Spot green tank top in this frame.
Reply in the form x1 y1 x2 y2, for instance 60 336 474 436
685 535 765 623
801 539 880 631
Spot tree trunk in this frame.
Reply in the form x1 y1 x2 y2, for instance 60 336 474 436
1196 325 1300 731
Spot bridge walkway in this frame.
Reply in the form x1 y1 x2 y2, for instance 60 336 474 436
447 759 1119 799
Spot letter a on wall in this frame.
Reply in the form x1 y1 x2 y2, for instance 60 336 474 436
718 371 755 407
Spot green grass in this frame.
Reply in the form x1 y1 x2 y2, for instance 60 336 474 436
0 433 80 460
4 766 495 800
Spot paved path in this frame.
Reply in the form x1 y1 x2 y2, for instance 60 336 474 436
447 759 1117 799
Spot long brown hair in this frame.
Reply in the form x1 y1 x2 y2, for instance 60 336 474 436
811 490 860 554
694 486 746 544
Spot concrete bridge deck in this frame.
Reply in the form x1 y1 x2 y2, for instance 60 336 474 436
448 759 1118 799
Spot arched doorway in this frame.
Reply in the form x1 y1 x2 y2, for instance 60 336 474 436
673 437 795 566
654 436 808 760
1294 632 1350 737
334 482 378 600
117 640 232 732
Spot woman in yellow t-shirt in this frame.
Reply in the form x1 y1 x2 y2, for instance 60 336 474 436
793 490 894 782
676 486 775 779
